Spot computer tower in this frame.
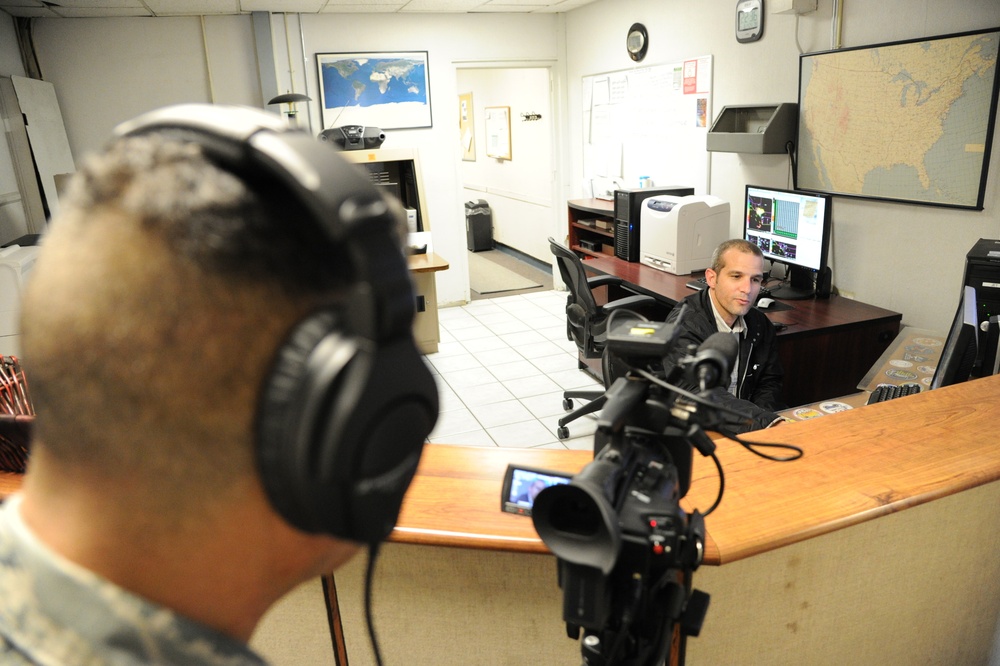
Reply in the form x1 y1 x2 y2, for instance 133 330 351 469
963 238 1000 328
964 238 1000 376
614 186 694 262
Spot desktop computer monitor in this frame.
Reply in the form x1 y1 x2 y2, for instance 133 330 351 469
930 285 980 390
743 185 832 300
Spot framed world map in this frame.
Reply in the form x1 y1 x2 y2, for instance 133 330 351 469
316 51 432 131
796 28 1000 210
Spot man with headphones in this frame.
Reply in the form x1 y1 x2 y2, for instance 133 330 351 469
0 104 438 664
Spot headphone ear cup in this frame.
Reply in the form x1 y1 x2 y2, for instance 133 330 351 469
256 309 439 542
256 310 356 534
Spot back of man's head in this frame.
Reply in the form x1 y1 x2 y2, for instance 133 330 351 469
20 133 352 512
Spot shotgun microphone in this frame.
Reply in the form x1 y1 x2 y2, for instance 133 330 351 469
687 332 738 391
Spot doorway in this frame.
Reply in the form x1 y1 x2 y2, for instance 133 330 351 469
455 64 562 301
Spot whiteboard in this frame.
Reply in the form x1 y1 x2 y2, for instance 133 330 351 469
582 56 712 196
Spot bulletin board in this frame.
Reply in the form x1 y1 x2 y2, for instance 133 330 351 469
582 56 712 197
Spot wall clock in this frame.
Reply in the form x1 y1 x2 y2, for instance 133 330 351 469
736 0 764 43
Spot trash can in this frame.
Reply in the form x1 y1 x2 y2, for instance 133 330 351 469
465 199 493 252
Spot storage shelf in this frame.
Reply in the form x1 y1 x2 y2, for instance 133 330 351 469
567 198 616 260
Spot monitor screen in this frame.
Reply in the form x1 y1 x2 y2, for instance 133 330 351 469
743 184 832 299
930 285 980 389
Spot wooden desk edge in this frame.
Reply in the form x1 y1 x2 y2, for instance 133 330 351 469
408 252 449 273
7 374 997 570
712 479 998 565
0 471 20 499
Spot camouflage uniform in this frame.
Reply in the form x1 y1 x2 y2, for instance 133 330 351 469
0 495 267 665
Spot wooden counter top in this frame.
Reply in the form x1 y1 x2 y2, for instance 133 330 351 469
389 445 591 553
4 375 998 568
407 252 448 273
393 373 1000 566
687 373 1000 563
0 471 19 498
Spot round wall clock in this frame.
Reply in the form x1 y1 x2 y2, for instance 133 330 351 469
626 23 649 62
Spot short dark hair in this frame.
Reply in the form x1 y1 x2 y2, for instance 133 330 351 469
63 133 353 294
711 239 764 274
20 133 361 506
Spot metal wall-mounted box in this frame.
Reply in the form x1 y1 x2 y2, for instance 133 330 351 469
706 103 798 154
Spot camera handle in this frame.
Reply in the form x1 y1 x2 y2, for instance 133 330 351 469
596 377 651 434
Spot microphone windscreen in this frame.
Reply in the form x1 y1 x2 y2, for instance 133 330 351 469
699 332 738 372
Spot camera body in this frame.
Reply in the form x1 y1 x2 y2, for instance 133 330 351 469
532 310 714 664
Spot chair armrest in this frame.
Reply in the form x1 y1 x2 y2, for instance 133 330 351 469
604 294 658 312
586 274 624 290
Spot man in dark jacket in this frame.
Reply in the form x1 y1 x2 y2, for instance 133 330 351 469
663 239 786 433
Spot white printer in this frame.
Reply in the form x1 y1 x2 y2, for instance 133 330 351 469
639 195 730 275
0 244 40 357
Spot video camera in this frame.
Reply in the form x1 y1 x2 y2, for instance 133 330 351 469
532 306 737 666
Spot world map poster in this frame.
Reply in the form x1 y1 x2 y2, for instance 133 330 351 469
797 28 999 209
317 51 432 131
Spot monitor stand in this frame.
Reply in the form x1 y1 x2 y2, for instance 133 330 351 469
769 265 816 300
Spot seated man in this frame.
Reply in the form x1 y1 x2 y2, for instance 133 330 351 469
0 105 436 664
662 239 786 433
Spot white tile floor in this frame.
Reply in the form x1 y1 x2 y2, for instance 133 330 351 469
425 289 602 451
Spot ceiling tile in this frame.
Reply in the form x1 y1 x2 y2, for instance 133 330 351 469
399 0 486 12
0 7 60 18
0 0 599 16
145 0 240 15
240 0 327 11
51 8 153 17
42 0 144 7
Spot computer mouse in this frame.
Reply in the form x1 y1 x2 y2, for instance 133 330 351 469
757 297 775 309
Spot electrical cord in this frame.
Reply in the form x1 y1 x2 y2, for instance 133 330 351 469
629 368 804 519
730 432 804 461
364 542 384 666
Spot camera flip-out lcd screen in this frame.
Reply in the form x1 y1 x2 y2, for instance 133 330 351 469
500 464 572 517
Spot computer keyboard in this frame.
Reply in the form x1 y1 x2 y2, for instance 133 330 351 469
866 383 922 405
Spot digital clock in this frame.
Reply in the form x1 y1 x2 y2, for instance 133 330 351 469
736 0 764 43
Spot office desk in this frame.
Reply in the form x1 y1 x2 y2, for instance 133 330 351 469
327 374 1000 665
582 253 902 405
407 252 448 354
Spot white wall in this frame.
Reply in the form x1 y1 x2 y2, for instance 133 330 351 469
295 14 561 304
25 13 562 307
0 16 25 77
30 16 260 158
565 0 1000 332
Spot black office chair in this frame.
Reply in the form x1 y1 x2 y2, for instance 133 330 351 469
548 237 660 439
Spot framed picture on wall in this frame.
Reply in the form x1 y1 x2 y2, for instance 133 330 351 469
485 106 511 160
459 92 476 161
316 51 432 131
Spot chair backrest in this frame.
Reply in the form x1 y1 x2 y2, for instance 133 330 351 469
549 238 602 358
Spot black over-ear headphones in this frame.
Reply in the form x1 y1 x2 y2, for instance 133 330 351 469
115 104 439 544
